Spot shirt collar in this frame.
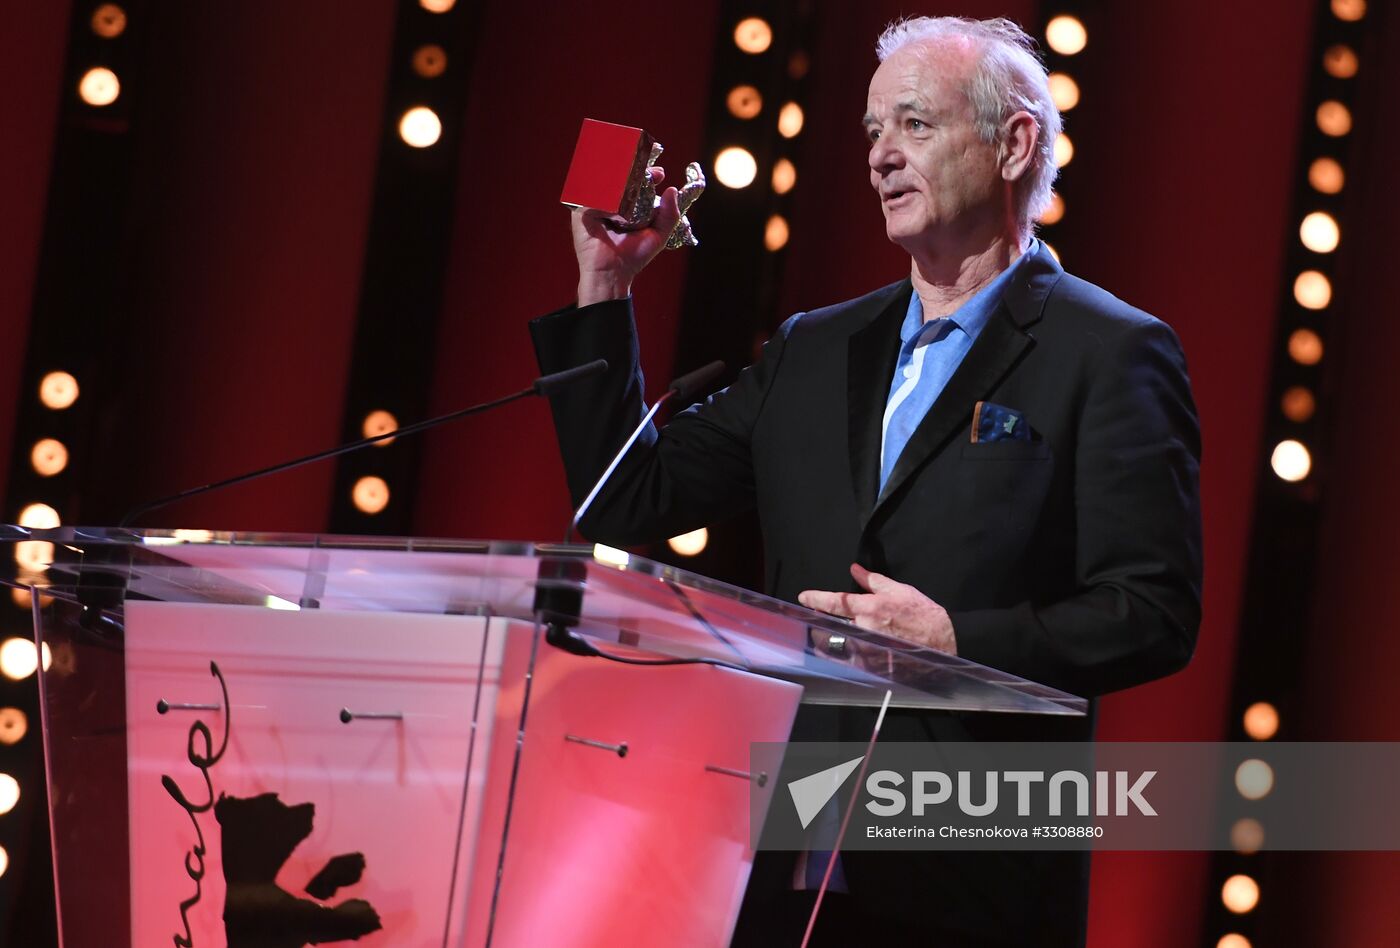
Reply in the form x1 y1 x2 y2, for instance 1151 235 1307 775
900 238 1039 346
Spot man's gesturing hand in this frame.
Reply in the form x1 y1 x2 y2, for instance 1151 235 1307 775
574 167 682 307
798 563 957 655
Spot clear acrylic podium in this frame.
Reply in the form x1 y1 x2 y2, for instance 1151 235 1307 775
4 526 1085 947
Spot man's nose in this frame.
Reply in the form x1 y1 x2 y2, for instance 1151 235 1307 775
868 135 903 174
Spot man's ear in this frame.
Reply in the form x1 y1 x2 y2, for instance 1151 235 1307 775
1000 111 1039 184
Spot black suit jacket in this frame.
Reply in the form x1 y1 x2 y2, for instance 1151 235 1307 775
529 244 1202 944
531 244 1201 698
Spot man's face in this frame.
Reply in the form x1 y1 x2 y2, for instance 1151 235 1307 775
865 40 1005 254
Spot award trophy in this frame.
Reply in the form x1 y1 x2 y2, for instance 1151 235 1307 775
559 118 705 248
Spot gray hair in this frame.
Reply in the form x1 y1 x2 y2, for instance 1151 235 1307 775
876 16 1061 238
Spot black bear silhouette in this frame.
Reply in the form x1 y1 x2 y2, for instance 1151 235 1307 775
214 792 382 948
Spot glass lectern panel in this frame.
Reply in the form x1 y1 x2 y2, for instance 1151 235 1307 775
2 526 1084 947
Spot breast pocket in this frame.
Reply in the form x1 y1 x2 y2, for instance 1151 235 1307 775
953 439 1056 553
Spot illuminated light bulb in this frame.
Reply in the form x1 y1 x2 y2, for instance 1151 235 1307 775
1243 702 1279 740
0 773 17 815
79 67 120 106
352 476 390 514
668 527 709 556
734 17 773 54
399 106 442 148
0 708 26 746
1331 0 1366 21
412 44 447 78
419 0 456 11
764 215 790 251
1270 440 1311 483
1231 818 1265 855
714 147 758 188
1316 100 1352 137
172 529 215 543
1281 386 1315 422
1045 16 1088 55
39 371 79 409
1217 934 1252 948
1048 72 1080 111
1053 133 1074 168
777 102 805 138
0 640 39 680
1235 759 1275 800
727 85 762 119
1308 157 1344 194
1293 270 1332 309
31 439 69 476
772 158 797 194
9 588 30 610
18 503 60 529
0 845 7 878
1299 211 1340 253
1323 44 1359 79
362 410 399 446
1040 193 1065 225
1221 874 1260 914
1288 328 1323 365
91 3 127 38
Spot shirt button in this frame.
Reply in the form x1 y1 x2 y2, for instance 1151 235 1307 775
903 366 915 378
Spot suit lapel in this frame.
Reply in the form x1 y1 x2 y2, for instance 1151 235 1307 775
871 309 1034 513
866 243 1064 520
847 281 911 517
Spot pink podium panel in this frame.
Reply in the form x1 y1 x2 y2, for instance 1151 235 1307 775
123 603 501 947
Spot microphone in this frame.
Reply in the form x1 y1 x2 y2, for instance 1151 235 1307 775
566 359 724 542
119 359 609 527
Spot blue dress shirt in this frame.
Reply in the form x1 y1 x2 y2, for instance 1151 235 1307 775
879 244 1036 492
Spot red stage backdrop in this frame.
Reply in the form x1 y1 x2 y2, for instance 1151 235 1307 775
7 1 1400 944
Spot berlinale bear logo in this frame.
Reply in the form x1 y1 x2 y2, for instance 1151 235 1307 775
215 793 382 948
161 662 381 947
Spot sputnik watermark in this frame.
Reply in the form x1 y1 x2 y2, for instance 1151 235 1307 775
864 769 1156 817
752 742 1400 851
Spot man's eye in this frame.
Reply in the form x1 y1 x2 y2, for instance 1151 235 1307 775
908 119 926 130
867 129 881 143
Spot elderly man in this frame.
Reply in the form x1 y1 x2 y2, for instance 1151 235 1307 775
531 15 1201 947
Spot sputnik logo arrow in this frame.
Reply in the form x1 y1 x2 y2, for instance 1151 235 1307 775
787 756 865 829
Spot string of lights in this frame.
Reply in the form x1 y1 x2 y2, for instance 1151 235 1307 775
1205 1 1371 945
329 0 478 535
1036 11 1092 263
659 3 815 573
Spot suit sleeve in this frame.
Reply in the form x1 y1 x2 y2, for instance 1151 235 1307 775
529 298 799 545
946 319 1204 697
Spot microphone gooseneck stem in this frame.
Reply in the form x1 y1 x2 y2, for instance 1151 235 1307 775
566 390 675 544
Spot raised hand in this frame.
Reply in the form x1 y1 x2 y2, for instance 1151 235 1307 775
573 167 683 306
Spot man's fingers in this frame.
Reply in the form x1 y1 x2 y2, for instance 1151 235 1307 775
652 186 682 234
799 589 862 618
647 166 666 185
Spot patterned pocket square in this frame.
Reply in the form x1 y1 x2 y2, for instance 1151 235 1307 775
971 400 1031 443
